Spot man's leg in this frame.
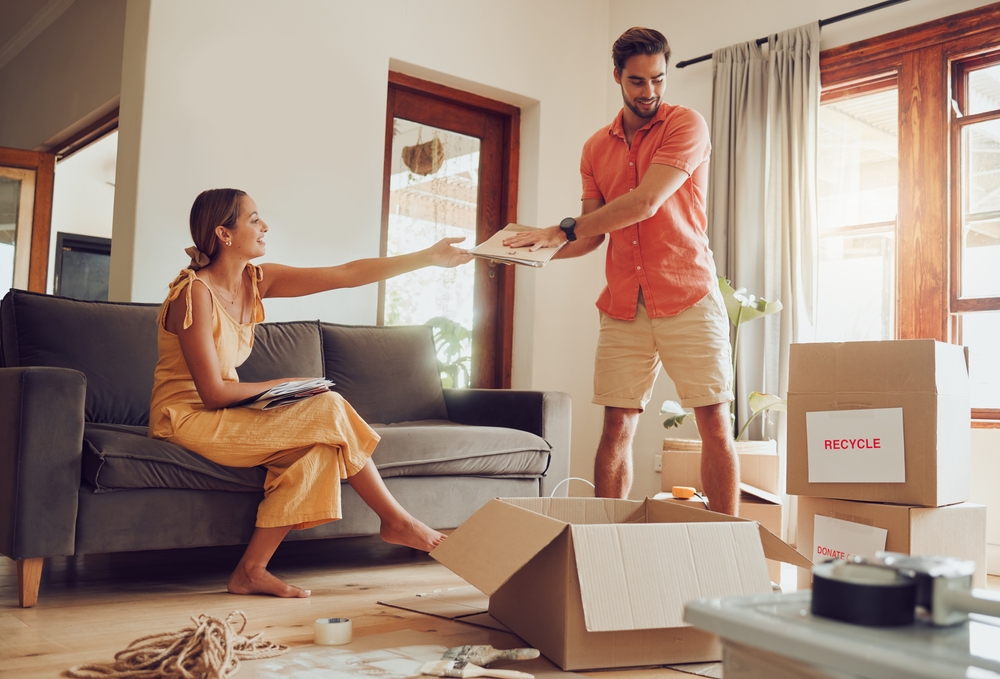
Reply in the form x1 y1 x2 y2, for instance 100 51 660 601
694 402 739 515
594 406 641 498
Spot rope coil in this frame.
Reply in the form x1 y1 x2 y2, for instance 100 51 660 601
67 611 288 679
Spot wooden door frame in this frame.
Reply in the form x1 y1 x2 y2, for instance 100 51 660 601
0 147 56 293
380 72 520 389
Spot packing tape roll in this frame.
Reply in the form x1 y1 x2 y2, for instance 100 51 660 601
314 617 352 645
811 560 916 627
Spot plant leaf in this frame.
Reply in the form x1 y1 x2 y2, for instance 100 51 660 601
660 400 693 428
747 391 786 416
718 277 783 327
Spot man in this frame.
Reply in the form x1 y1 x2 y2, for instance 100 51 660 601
504 27 738 515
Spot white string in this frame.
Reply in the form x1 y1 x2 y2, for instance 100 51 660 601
549 476 596 498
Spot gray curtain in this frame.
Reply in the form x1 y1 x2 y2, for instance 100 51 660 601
708 22 820 448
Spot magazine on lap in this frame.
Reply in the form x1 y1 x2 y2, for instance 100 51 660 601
230 378 335 410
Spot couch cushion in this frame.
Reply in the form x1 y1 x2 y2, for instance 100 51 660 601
0 290 159 426
237 320 324 382
372 421 551 478
322 323 448 424
81 423 266 493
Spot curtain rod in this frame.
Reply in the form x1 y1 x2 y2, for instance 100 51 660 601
674 0 911 68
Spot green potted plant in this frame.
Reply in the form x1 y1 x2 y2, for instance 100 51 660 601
660 277 785 443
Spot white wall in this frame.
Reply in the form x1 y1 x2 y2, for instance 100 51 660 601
47 131 118 293
0 0 125 150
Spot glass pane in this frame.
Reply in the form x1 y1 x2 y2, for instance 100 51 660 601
960 312 1000 409
961 122 1000 298
0 176 20 294
385 119 478 388
968 64 1000 116
817 88 898 341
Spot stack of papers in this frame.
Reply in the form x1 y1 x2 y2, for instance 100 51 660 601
231 378 334 410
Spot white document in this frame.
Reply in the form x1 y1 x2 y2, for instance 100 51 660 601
806 407 905 483
812 514 888 563
469 223 566 267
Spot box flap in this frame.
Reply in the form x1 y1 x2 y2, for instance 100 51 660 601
740 483 779 505
756 523 813 569
569 522 772 632
430 498 567 595
378 586 488 619
501 496 647 525
647 498 810 568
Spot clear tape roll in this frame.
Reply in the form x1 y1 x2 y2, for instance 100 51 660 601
314 617 353 645
811 560 917 627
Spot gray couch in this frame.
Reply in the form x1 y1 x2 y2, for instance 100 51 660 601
0 289 570 607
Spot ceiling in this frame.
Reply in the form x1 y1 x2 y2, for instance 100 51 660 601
0 0 73 70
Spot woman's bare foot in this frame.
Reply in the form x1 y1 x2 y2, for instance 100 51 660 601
380 517 446 552
227 563 310 598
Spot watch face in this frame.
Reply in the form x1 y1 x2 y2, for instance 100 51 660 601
560 217 576 230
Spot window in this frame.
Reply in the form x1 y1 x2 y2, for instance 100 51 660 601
817 81 898 342
820 3 1000 423
380 73 519 389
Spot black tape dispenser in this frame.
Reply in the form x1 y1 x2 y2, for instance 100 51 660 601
811 552 1000 627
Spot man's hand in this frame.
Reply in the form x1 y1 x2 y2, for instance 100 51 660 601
501 225 566 252
426 237 474 268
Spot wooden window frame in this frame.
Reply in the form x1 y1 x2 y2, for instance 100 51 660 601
821 3 1000 425
380 72 520 389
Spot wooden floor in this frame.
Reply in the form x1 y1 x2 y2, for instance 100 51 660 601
2 540 998 678
0 538 699 679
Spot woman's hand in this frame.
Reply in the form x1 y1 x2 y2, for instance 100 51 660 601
426 237 474 268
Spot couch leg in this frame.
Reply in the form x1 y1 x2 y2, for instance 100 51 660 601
17 558 43 608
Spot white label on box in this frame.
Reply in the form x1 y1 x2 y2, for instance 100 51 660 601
813 514 888 562
806 408 905 483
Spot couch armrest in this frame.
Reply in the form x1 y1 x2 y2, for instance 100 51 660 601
0 367 86 560
443 389 571 497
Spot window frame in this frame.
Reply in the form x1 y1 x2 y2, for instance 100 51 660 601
820 3 1000 425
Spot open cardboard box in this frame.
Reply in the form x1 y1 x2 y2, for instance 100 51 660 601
429 497 811 671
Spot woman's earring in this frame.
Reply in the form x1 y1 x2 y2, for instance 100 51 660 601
226 241 232 246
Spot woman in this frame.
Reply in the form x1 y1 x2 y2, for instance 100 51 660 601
148 188 472 598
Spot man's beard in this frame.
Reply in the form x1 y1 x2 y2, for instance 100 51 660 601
622 86 660 119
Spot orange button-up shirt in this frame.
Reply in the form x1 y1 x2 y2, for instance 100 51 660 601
581 103 715 320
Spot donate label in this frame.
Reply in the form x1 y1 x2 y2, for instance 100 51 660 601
806 408 905 483
813 514 888 563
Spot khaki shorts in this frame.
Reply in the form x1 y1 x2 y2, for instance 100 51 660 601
593 287 734 411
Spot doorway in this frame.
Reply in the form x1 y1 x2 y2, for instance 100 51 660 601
0 148 56 297
380 72 520 389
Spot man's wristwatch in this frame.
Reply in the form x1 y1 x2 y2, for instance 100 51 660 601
559 217 578 242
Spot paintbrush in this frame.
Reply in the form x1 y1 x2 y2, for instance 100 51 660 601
442 646 540 666
420 659 534 679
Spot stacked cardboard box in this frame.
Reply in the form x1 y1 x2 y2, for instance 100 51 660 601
660 439 783 582
786 340 987 588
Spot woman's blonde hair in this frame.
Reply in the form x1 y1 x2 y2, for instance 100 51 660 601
189 188 247 260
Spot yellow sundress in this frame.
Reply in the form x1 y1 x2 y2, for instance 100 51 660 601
148 265 379 529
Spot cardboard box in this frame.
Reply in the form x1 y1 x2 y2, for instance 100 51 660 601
661 439 780 495
740 485 783 584
795 496 987 590
787 340 970 507
430 497 811 670
656 485 784 584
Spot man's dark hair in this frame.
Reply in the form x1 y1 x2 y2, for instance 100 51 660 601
612 27 670 72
